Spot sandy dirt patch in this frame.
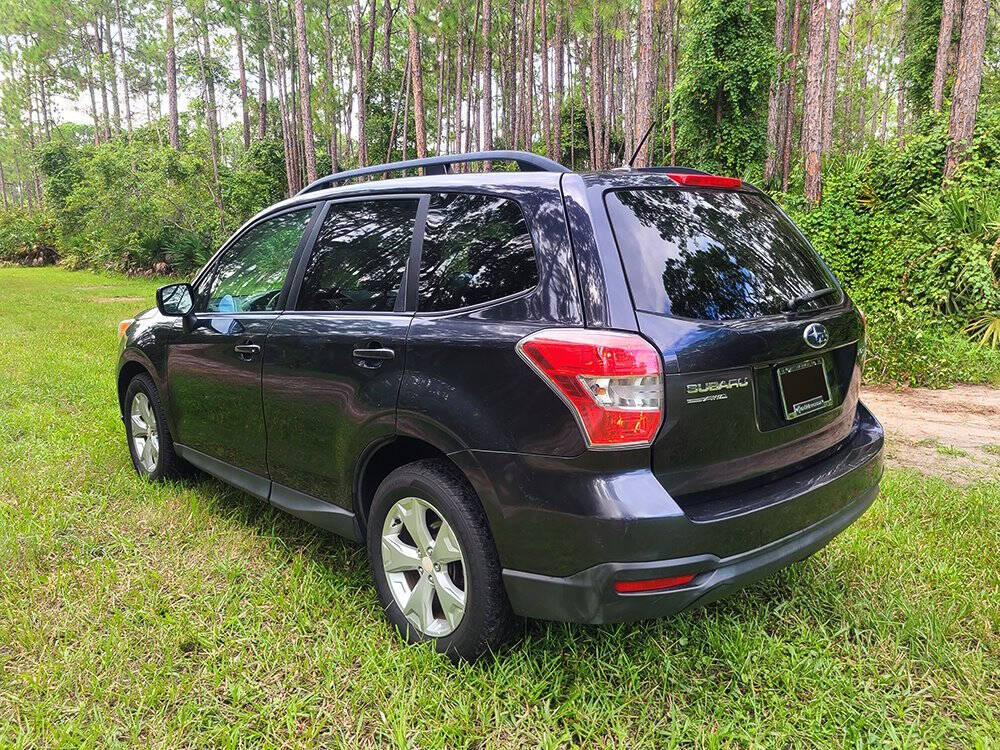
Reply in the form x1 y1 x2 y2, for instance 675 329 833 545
862 385 1000 484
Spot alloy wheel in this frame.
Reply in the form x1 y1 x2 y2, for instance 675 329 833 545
381 496 467 637
130 391 159 473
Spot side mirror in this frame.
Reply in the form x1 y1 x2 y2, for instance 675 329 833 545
156 283 194 316
156 283 199 331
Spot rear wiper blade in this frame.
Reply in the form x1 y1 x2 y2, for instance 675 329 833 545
783 287 837 312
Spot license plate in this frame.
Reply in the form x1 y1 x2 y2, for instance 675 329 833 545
776 358 832 420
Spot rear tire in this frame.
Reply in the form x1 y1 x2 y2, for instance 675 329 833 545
366 459 515 661
124 373 183 481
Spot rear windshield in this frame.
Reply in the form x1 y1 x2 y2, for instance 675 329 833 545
605 188 839 321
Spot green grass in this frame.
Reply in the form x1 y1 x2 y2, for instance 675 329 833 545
1 267 999 748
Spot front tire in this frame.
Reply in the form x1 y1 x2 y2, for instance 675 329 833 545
124 373 183 481
367 459 515 661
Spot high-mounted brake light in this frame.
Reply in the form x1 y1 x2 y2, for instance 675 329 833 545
613 574 695 594
516 329 663 449
666 173 742 189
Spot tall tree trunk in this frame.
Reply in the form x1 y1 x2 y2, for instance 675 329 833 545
406 0 428 159
454 21 465 155
781 0 802 192
382 0 396 71
633 0 656 167
292 0 317 182
436 37 446 153
590 7 605 169
802 0 826 205
858 2 873 136
0 162 7 211
351 0 368 166
552 0 564 162
943 0 989 180
931 0 959 112
896 0 907 145
765 0 789 182
267 0 296 193
235 12 251 150
465 0 480 154
196 19 224 227
668 0 679 163
201 20 220 176
95 22 112 141
524 0 535 150
540 0 552 157
165 0 180 148
82 30 101 145
821 0 840 153
323 3 337 166
258 48 268 140
482 0 494 161
105 15 122 135
114 0 133 133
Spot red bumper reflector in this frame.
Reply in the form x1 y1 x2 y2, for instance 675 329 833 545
613 574 695 594
665 172 742 189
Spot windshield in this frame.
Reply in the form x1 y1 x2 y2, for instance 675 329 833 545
605 188 839 321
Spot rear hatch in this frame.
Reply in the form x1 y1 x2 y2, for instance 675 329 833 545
604 184 865 513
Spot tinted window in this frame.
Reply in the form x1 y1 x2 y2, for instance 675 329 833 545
297 199 418 312
195 208 313 313
605 189 839 321
417 193 537 311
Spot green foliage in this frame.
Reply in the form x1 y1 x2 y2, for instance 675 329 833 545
675 0 774 175
0 207 60 266
779 112 1000 386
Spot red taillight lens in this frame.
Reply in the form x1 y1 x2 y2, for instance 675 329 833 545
613 574 695 594
516 329 663 449
666 172 742 189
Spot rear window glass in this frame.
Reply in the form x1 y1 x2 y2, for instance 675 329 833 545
605 188 838 321
417 192 537 311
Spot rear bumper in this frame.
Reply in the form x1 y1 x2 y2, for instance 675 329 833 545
476 402 884 624
502 478 879 623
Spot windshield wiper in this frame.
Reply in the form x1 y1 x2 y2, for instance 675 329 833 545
783 286 837 312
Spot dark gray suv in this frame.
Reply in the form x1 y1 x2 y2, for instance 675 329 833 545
116 151 884 660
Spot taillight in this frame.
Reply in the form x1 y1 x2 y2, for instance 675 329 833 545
515 328 663 449
666 172 742 189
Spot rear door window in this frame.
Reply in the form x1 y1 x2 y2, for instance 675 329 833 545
417 192 537 312
297 199 419 312
605 188 839 321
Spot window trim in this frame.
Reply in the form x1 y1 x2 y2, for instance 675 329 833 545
410 191 540 315
189 202 323 315
285 193 429 315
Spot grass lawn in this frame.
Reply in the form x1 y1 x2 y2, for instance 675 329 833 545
1 266 998 748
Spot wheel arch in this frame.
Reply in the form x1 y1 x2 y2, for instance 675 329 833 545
117 356 156 415
354 435 499 541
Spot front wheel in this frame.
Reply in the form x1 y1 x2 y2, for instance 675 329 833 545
367 459 515 661
124 373 183 481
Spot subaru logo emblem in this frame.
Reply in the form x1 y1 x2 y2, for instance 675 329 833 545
803 323 829 349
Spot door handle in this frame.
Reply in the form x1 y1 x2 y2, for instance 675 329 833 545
234 342 261 360
352 347 395 360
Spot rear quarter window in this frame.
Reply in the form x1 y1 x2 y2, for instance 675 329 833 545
417 192 538 312
605 188 839 321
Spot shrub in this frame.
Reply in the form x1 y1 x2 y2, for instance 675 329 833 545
0 208 61 266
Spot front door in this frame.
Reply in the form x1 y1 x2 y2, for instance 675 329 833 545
166 206 316 479
263 196 423 510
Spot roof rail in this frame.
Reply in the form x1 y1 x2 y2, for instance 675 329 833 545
297 150 570 195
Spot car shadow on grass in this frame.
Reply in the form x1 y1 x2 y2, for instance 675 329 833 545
177 470 862 669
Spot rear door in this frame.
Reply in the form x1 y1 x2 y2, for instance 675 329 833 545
165 206 316 480
262 196 424 510
603 186 865 499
